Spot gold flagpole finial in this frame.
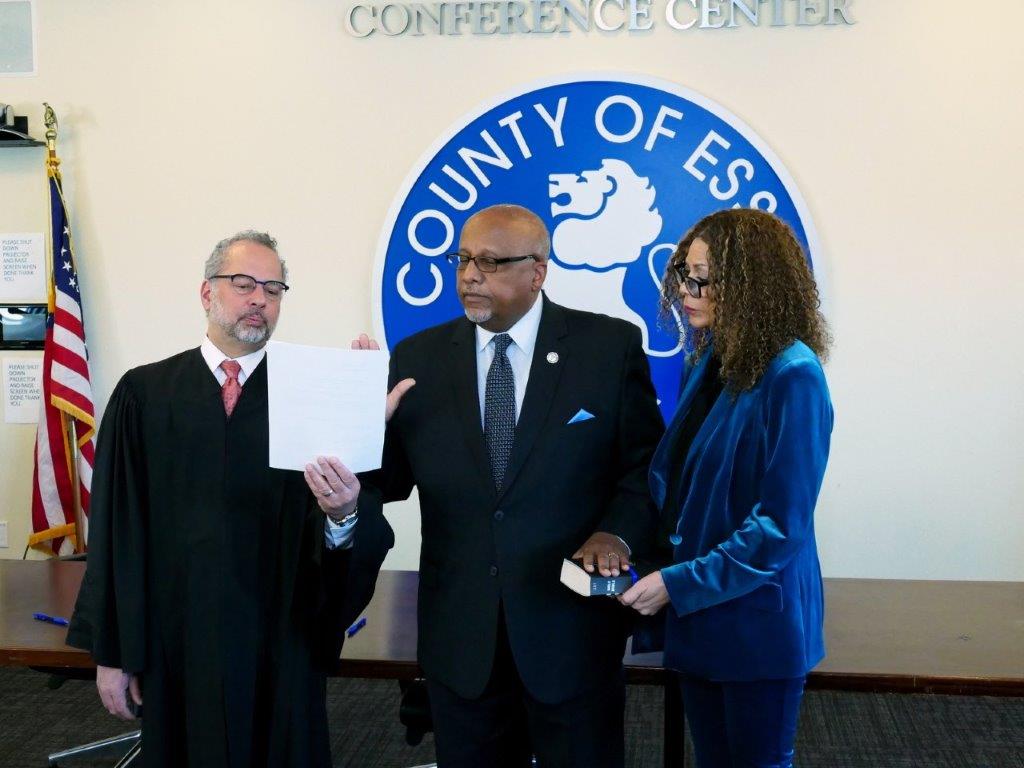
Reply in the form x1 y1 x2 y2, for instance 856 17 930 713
43 102 60 176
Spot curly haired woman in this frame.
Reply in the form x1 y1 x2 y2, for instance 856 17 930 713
620 208 833 768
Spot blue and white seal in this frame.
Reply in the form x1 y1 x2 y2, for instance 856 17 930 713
374 73 823 418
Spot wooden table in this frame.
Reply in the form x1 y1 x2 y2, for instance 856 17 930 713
324 570 1024 697
3 561 1022 765
811 578 1024 696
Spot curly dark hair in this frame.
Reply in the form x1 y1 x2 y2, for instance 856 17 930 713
660 208 830 391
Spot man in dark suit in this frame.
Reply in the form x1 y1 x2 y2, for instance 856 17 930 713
369 205 664 767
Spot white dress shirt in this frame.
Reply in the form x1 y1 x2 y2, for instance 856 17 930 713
475 293 544 427
200 337 355 550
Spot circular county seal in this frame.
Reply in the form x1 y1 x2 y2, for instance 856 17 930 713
374 73 823 418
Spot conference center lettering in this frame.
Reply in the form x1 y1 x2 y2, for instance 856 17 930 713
343 0 855 37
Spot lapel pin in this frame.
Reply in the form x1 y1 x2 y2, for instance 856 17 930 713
546 352 559 364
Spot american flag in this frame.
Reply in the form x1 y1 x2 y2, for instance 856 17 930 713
29 174 96 556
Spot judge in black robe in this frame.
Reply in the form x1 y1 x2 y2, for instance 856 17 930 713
67 233 393 768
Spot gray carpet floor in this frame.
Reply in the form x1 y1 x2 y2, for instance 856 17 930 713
0 666 1022 767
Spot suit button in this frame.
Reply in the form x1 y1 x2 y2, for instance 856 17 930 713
489 566 499 577
494 510 504 521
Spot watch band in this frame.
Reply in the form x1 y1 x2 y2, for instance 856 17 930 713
327 504 358 526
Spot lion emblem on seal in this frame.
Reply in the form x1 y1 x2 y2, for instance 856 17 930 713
544 159 681 357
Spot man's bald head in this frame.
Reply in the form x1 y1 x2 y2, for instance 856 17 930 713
456 204 550 332
464 204 551 262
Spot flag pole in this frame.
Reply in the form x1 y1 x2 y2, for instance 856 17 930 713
43 103 82 554
44 103 60 179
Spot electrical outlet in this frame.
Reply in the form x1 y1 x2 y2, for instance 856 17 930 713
0 521 8 548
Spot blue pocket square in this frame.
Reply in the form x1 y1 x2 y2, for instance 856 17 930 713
567 408 595 425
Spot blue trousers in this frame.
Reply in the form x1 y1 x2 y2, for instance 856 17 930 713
678 674 806 768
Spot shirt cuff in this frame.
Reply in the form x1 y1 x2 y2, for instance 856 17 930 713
324 515 357 550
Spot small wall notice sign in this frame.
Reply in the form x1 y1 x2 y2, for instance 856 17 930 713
0 233 45 302
0 1 36 76
3 356 42 423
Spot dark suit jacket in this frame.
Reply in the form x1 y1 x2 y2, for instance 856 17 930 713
373 295 664 704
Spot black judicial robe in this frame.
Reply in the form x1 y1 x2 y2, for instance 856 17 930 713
67 348 393 768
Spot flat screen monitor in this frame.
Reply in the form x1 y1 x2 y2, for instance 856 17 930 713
0 305 46 350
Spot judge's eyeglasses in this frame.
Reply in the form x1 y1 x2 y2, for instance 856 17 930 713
209 273 290 300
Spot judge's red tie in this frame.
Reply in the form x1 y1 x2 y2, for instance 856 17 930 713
220 360 242 417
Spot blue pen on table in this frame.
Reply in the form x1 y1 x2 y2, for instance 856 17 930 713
34 612 69 627
346 617 367 638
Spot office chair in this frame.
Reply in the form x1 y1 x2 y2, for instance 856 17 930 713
47 732 141 768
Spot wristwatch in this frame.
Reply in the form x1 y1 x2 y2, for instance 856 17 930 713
327 504 358 526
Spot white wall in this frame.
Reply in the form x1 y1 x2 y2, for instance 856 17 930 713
1 0 1021 578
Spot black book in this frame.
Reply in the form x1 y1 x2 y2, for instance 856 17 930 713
559 559 637 597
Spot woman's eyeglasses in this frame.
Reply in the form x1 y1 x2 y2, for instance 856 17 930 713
670 266 710 299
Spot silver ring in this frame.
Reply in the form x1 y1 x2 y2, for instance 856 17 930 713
607 552 619 558
323 489 334 497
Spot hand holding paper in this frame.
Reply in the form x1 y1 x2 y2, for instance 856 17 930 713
303 456 360 516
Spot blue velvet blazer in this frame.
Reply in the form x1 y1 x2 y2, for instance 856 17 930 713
651 340 832 681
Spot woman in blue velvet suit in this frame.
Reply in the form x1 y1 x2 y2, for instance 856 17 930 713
620 208 833 768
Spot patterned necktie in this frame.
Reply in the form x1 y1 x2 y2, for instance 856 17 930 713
484 333 515 491
220 360 242 417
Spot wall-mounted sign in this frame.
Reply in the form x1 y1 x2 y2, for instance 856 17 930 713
3 357 42 423
0 0 36 75
344 0 854 37
374 73 823 419
0 233 45 302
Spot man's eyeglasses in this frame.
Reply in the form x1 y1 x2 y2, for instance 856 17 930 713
209 273 290 300
446 252 539 273
670 266 710 299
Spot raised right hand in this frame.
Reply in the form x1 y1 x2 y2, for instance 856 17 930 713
351 333 416 421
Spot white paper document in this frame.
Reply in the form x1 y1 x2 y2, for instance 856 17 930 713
0 233 45 302
266 341 389 473
3 357 42 423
